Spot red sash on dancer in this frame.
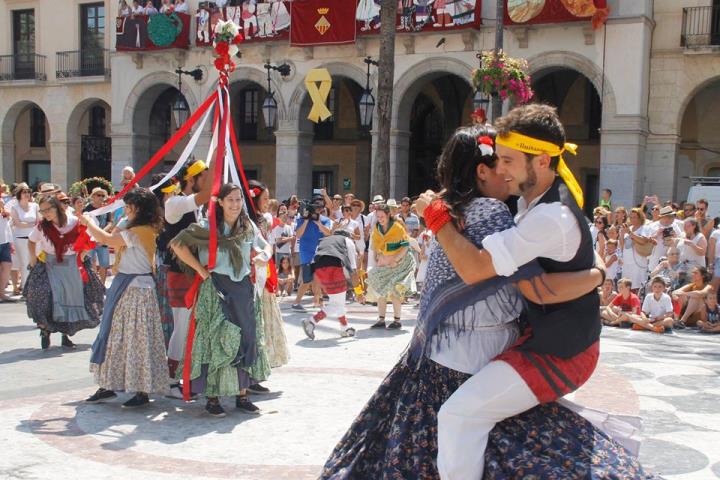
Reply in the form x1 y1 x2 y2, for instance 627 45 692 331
40 222 96 282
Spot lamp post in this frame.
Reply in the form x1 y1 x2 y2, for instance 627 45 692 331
262 61 291 132
359 56 378 131
172 67 203 129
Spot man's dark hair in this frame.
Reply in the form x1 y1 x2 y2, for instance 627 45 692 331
494 103 566 170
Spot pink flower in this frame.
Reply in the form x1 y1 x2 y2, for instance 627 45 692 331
483 75 490 82
494 79 500 87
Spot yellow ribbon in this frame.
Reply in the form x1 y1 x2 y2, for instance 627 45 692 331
496 131 584 208
305 68 333 123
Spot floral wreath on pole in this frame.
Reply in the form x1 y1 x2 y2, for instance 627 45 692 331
472 50 534 123
212 20 243 83
68 177 115 198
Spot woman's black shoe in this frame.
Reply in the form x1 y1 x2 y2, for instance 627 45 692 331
370 318 386 329
61 335 76 349
86 388 117 403
40 330 50 350
247 383 270 394
122 393 149 408
386 320 402 330
205 399 226 417
236 396 260 414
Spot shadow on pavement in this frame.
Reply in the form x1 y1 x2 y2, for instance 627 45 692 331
0 344 91 365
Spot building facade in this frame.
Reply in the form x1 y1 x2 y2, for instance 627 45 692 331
0 0 718 210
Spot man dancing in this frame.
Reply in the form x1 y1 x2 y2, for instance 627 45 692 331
158 159 211 398
302 230 360 339
417 104 603 479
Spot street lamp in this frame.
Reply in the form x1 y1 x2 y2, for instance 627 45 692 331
359 56 378 130
172 67 203 129
473 89 490 113
262 61 291 132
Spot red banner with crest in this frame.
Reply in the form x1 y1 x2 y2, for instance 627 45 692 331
289 0 358 46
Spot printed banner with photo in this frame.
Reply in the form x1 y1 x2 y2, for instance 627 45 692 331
116 12 191 51
504 0 607 25
195 0 481 47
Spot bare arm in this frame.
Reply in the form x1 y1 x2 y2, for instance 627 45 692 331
28 241 37 267
171 242 210 279
707 236 716 267
295 219 309 239
683 235 707 256
316 220 332 236
194 168 214 207
10 208 33 229
79 214 127 249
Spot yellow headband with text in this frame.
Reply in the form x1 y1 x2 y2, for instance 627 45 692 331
184 160 207 180
496 131 584 208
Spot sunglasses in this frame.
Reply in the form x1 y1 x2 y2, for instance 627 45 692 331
39 207 54 214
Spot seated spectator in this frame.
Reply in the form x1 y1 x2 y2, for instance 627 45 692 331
649 247 686 290
697 290 720 334
144 0 159 15
629 276 674 333
672 266 713 328
599 278 617 308
276 256 294 297
601 278 640 328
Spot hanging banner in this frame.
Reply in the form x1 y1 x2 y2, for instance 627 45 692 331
116 12 190 51
505 0 609 28
289 0 358 46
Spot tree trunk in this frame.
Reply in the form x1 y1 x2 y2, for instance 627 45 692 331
492 0 505 121
372 1 398 199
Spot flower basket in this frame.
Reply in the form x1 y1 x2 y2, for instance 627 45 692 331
472 50 534 105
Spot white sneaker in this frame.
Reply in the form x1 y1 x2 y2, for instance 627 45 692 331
341 327 356 338
302 318 316 340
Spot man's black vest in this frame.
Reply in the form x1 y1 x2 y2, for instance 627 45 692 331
314 233 353 273
157 204 196 273
520 177 601 358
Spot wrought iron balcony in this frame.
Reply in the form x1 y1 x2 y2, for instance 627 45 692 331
681 6 720 48
0 53 47 81
56 49 111 79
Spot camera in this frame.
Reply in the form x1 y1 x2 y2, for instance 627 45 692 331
300 200 320 221
662 227 674 239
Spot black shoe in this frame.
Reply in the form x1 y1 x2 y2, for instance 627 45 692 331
236 396 260 414
122 393 149 408
247 383 270 394
86 388 117 403
291 303 306 311
370 318 386 329
387 320 402 330
61 335 76 349
205 399 226 417
40 330 50 350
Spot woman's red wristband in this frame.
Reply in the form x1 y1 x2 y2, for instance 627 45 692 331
424 200 452 234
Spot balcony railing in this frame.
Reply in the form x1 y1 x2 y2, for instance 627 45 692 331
681 6 720 48
0 53 47 81
56 49 111 79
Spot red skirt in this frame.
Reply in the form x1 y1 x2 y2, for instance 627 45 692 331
314 266 347 295
165 270 194 308
496 336 600 404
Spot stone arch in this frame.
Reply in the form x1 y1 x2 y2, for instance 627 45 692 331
526 51 617 122
392 57 474 131
287 61 369 130
675 75 720 139
122 70 200 133
66 98 112 181
1 100 51 184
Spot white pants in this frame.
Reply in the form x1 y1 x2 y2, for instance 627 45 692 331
315 292 351 330
167 307 192 362
13 238 31 290
437 360 538 480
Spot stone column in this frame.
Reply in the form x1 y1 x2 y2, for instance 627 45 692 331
389 129 411 199
48 141 68 190
110 131 134 187
599 117 648 209
0 141 15 183
274 125 313 200
645 134 681 203
66 140 82 185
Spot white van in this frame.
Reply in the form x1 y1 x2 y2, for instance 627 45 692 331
687 177 720 220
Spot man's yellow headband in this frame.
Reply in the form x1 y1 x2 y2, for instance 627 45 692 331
184 160 207 180
495 131 584 208
160 182 178 194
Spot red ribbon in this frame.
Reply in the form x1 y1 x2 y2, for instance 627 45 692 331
105 92 219 206
206 88 230 270
72 225 97 283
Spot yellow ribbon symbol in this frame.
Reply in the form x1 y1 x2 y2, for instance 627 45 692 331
305 68 333 123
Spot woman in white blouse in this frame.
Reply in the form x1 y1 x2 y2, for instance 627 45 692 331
676 217 707 269
9 183 38 292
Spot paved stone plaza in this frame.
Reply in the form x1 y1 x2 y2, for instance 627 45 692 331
0 297 718 480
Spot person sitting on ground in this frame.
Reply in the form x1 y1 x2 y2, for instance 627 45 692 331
630 276 675 333
276 255 294 297
599 277 617 308
697 289 720 334
601 278 640 327
672 266 713 328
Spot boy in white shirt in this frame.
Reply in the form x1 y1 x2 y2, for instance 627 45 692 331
631 276 675 333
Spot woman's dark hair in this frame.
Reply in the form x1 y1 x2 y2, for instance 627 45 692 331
278 255 292 273
14 184 31 201
216 183 250 237
595 216 609 240
436 124 499 227
693 266 712 284
124 187 163 231
246 179 268 224
151 172 169 207
39 195 68 228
